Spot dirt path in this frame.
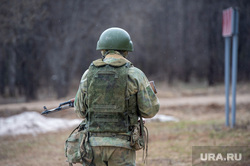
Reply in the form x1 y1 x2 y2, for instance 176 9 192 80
0 94 249 117
159 94 250 108
0 99 66 112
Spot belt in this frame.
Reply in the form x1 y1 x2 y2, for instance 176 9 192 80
89 132 131 141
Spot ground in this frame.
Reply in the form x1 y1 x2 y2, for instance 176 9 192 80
0 83 249 166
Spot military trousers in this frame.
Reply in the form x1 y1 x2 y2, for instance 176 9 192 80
85 146 136 166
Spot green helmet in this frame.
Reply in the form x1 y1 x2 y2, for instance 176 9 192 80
96 27 133 52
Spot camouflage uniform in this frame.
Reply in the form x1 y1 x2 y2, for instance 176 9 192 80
75 52 160 166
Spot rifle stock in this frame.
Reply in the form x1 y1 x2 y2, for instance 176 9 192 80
149 81 157 94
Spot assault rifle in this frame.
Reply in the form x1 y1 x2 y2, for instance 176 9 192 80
41 98 75 115
41 81 157 115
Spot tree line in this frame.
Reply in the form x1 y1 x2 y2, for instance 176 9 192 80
0 0 249 100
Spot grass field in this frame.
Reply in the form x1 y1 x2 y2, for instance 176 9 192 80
0 84 249 166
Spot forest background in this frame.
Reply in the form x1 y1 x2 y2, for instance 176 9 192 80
1 0 250 101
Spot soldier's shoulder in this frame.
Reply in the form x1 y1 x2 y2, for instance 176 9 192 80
129 66 145 76
79 69 89 85
128 66 148 83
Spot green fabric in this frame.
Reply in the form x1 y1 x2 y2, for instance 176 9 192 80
65 129 85 164
87 60 130 133
74 54 160 149
65 121 92 164
89 137 132 150
88 147 135 166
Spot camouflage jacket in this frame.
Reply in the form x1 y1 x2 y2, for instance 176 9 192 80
74 53 160 149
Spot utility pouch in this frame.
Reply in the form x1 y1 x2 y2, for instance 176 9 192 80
130 123 145 150
65 120 93 166
130 116 149 163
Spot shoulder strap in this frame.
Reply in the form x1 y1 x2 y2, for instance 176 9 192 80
138 113 149 164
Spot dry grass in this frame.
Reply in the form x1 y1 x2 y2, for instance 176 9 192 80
136 115 250 165
1 103 249 166
0 131 69 166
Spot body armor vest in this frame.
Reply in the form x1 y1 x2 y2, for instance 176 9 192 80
87 59 134 133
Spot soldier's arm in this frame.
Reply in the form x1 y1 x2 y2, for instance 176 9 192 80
74 69 89 118
128 67 160 118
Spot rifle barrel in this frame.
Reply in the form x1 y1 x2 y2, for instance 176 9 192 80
41 105 72 115
41 98 75 115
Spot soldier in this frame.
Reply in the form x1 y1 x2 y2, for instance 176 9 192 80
74 27 159 166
